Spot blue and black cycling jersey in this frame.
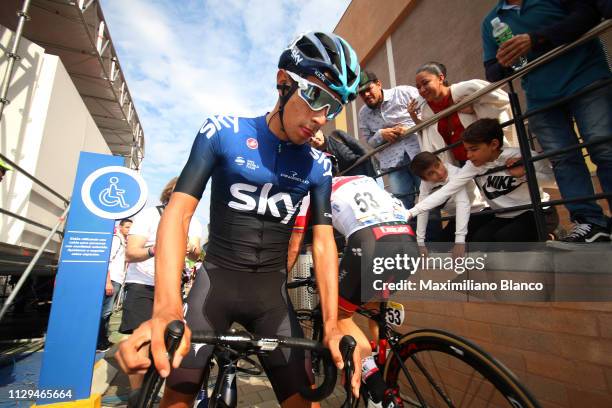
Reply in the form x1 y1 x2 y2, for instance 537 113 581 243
175 115 333 272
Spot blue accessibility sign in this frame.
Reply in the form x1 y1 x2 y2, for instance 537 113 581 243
81 166 147 219
38 153 148 404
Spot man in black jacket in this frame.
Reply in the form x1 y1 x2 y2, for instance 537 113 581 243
310 129 376 177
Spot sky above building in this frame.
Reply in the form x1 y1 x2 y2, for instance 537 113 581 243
100 0 351 239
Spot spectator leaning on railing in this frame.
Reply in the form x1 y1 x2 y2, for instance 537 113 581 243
309 129 376 177
481 0 612 247
406 118 557 242
409 152 486 257
358 70 422 209
408 61 515 166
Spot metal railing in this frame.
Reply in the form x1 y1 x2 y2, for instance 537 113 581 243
0 152 70 321
0 0 31 123
0 152 69 237
342 19 612 241
0 205 69 323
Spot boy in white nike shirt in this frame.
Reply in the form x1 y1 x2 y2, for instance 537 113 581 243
407 118 556 242
409 152 485 257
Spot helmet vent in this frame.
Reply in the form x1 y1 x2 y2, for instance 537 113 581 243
296 37 322 59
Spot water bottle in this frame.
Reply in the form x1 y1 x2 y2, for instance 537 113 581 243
491 17 527 71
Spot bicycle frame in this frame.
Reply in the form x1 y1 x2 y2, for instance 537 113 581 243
355 302 434 407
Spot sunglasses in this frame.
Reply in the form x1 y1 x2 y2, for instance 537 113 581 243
286 71 344 120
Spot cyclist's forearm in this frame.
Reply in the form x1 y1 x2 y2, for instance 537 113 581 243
154 205 191 312
287 229 305 272
311 227 339 328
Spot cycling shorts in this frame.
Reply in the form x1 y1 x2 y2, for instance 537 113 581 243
338 223 417 312
166 262 313 403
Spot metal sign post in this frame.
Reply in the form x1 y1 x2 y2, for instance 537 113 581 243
37 151 147 405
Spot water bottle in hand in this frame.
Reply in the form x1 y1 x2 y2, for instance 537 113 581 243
491 17 527 71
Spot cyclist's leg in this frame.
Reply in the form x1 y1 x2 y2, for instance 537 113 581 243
337 227 378 358
240 269 316 407
163 262 233 407
364 302 381 340
341 224 418 406
336 229 390 405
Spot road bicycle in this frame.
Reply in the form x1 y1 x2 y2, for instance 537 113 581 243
134 320 358 408
287 275 541 408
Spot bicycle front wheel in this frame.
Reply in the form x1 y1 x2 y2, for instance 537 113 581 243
383 329 540 408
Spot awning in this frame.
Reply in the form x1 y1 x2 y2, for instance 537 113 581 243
0 0 145 169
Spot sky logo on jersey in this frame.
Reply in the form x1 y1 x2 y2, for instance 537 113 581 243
309 148 333 177
235 156 245 166
247 138 258 149
228 182 299 224
199 115 239 139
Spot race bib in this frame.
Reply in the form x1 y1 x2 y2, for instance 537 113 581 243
385 301 405 327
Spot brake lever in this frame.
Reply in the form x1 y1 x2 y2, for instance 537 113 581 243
134 320 185 408
340 335 357 408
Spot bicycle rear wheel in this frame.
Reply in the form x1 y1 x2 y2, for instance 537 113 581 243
383 329 540 408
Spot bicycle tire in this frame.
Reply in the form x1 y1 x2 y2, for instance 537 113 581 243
383 329 540 408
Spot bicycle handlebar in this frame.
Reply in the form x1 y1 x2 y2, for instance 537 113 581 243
135 320 356 406
191 330 339 402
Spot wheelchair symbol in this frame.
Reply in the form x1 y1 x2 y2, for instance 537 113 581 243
81 166 148 219
99 176 129 208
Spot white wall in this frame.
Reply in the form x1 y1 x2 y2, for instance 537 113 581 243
0 25 111 252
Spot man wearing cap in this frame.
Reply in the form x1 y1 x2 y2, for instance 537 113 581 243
357 71 422 209
0 159 12 183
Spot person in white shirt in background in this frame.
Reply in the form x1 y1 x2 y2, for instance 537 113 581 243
409 152 486 258
358 71 422 210
118 177 202 395
97 218 132 352
406 118 557 242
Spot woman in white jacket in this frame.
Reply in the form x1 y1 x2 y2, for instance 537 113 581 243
409 62 514 166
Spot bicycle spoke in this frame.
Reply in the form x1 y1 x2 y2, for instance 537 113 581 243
391 349 430 407
417 350 455 407
458 369 486 408
384 331 539 408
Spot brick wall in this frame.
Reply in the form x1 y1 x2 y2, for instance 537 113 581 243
336 2 612 405
356 301 612 407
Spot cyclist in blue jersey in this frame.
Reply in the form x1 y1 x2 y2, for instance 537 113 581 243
116 32 361 407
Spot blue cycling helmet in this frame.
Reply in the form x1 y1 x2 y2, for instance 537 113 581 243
278 31 361 104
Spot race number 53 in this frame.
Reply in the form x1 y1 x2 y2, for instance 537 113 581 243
385 301 405 326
